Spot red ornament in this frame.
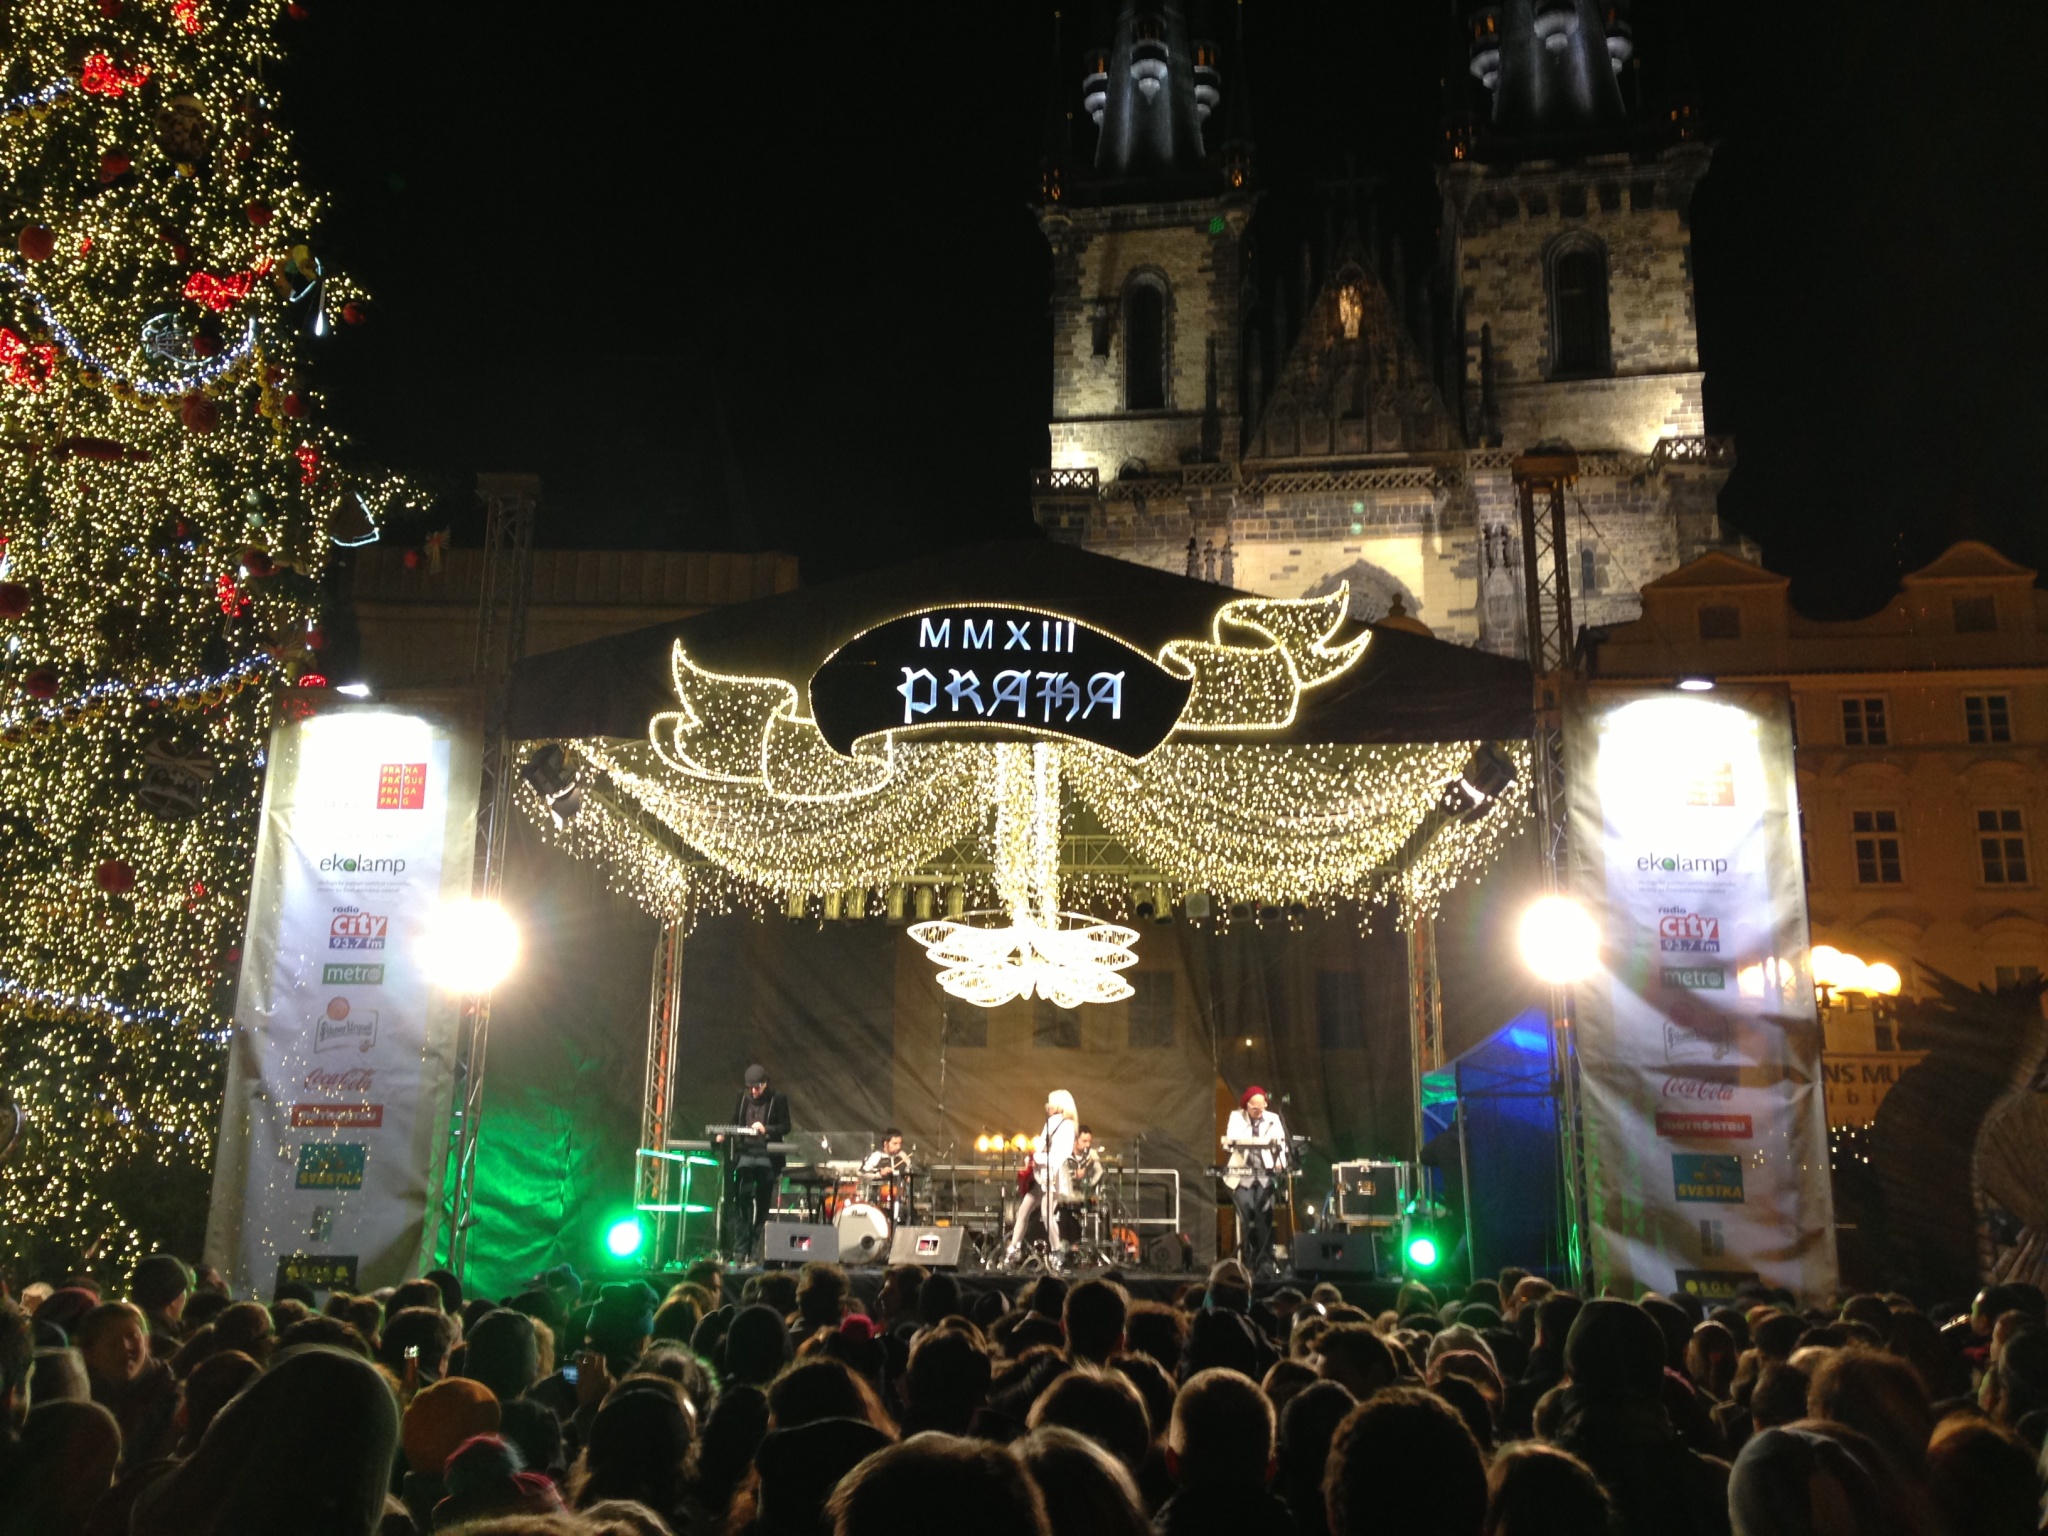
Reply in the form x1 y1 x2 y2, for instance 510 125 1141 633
242 547 277 579
0 328 56 392
17 225 56 263
76 237 93 255
23 669 59 700
304 626 327 652
282 392 306 418
245 201 273 228
182 271 258 313
78 52 149 97
97 0 122 16
402 549 422 570
340 301 366 326
94 859 137 895
287 0 308 15
216 573 251 617
171 0 202 34
0 584 29 620
98 153 132 184
180 393 220 434
297 672 329 689
295 444 320 485
190 332 220 359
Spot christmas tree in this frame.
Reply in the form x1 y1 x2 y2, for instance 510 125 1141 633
0 0 413 1279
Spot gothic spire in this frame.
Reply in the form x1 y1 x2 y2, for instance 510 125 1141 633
1465 0 1632 146
1039 9 1072 208
1081 2 1217 195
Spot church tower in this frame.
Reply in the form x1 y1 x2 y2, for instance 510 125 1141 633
1443 0 1713 453
1037 2 1253 492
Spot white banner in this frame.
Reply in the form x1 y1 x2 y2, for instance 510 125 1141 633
205 700 480 1296
1567 686 1837 1303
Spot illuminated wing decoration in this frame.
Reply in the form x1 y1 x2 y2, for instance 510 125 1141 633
1159 586 1372 732
521 588 1521 925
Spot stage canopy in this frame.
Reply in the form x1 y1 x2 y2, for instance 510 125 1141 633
465 541 1537 1291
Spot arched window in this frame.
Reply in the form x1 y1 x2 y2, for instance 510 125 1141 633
1124 280 1168 410
1548 238 1610 377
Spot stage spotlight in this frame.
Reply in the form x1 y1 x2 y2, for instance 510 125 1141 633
604 1216 645 1260
1517 895 1599 985
1405 1232 1441 1271
421 899 520 993
520 744 583 826
1440 742 1518 821
1676 676 1716 692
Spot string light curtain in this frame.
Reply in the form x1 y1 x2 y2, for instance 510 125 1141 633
0 0 420 1277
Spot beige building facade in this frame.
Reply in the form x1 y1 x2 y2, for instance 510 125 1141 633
1587 541 2048 1113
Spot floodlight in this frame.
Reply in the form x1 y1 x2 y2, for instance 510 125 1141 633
605 1217 645 1259
1676 676 1715 692
1518 895 1600 984
421 899 520 992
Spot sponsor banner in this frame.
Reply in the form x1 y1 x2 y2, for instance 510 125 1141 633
276 1253 359 1294
1567 686 1837 1299
205 703 480 1294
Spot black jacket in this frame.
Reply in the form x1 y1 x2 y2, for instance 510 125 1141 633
730 1087 792 1171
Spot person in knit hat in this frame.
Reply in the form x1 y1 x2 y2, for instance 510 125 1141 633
126 1255 193 1359
431 1433 565 1527
400 1375 501 1529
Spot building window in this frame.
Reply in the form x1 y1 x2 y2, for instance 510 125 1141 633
1853 810 1903 884
1965 693 2012 744
1580 545 1597 596
1953 595 1998 633
1316 970 1366 1049
1124 280 1167 411
1032 998 1081 1049
1337 283 1364 341
1978 809 2030 885
1697 604 1741 640
1841 697 1889 746
1126 970 1176 1049
948 1006 988 1048
1548 239 1610 377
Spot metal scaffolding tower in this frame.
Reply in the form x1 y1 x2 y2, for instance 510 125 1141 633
441 472 537 1281
1514 449 1593 1291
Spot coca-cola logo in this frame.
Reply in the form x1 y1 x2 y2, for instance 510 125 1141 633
303 1067 377 1093
1661 1074 1736 1102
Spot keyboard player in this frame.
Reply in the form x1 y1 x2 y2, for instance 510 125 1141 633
718 1063 792 1264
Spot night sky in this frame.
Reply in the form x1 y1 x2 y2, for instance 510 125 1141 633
278 1 2048 617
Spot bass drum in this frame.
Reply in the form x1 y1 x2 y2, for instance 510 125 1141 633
833 1201 892 1264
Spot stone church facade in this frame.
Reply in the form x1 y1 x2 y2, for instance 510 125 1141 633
1031 1 1751 656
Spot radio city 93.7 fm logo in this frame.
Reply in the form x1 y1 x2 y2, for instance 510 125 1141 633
328 908 387 951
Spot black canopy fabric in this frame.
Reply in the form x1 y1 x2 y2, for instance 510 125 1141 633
506 539 1533 746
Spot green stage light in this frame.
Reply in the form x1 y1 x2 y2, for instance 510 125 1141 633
605 1217 646 1260
1406 1234 1440 1271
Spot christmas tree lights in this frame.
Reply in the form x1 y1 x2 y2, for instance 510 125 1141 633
0 1 419 1279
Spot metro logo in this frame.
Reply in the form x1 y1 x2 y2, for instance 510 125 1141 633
1657 911 1721 953
375 762 427 810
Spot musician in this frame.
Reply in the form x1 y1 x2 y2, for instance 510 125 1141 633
720 1063 791 1264
1005 1089 1077 1264
1067 1124 1105 1200
861 1127 912 1223
1222 1085 1289 1275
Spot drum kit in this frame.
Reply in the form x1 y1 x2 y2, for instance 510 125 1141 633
818 1156 916 1263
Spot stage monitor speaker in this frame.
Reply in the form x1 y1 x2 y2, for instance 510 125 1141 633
762 1221 839 1267
1292 1230 1379 1278
888 1225 978 1271
1146 1232 1194 1272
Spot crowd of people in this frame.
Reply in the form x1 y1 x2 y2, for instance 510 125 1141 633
3 1249 2046 1535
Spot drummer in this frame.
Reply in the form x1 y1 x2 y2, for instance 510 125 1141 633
861 1127 912 1222
1066 1124 1105 1200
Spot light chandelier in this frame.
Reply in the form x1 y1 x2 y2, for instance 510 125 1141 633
907 741 1139 1009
